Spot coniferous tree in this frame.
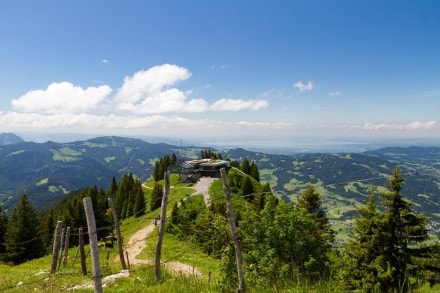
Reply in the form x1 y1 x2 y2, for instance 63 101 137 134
4 195 46 264
241 158 251 175
297 186 333 236
343 188 383 290
153 161 161 181
241 176 254 201
250 161 260 182
343 167 439 292
296 185 334 272
133 184 146 217
0 206 8 254
108 176 118 198
150 182 163 211
153 155 174 181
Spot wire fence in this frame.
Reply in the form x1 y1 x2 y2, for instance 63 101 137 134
0 215 202 292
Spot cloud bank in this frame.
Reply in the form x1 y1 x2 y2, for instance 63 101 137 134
2 64 279 135
359 121 437 131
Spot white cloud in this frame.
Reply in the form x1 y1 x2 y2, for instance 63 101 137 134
113 64 269 114
328 91 342 96
4 64 275 136
10 64 270 116
114 64 191 104
101 59 109 64
357 121 437 130
0 111 287 133
113 64 213 113
210 99 269 111
294 81 314 92
11 82 112 114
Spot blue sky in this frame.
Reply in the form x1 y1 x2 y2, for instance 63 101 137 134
0 1 439 145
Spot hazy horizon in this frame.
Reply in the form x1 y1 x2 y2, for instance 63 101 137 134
8 131 440 155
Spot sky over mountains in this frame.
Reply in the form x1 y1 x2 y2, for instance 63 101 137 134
0 1 439 144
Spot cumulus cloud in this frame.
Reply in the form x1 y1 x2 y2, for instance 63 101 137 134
2 64 276 135
113 64 208 113
113 64 268 114
11 82 112 114
294 81 314 92
357 121 437 130
114 64 191 104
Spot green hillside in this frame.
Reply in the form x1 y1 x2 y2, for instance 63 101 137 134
1 135 439 239
0 136 181 211
222 147 440 238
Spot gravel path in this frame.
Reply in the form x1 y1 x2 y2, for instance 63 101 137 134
192 177 217 207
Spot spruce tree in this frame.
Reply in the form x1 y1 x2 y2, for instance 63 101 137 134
343 188 383 290
241 176 254 201
4 194 46 264
133 184 146 217
250 161 260 182
296 185 334 273
241 158 251 175
150 182 163 211
343 167 439 291
0 206 8 254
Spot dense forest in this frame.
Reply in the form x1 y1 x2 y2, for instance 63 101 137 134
0 152 439 292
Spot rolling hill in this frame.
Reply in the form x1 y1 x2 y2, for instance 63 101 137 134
222 146 440 237
0 136 180 211
0 135 439 237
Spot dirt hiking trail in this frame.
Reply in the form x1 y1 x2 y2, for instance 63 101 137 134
124 220 201 276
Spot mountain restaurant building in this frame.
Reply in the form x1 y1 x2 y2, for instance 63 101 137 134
169 158 230 182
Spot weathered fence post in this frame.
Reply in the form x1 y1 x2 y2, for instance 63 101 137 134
154 171 170 283
57 227 65 270
79 227 87 275
83 197 103 293
63 227 71 267
50 221 63 273
108 197 127 270
125 250 130 271
220 167 246 293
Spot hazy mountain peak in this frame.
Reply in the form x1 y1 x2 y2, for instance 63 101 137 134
0 132 25 145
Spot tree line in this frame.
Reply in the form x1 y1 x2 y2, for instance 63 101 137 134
0 173 149 264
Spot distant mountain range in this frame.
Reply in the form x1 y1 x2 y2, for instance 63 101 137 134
0 134 439 235
0 135 180 211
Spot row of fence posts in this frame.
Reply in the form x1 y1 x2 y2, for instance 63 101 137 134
48 169 245 293
49 196 126 293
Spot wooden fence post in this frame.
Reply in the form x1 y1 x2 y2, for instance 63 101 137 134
50 221 63 273
154 171 170 283
108 197 127 270
63 227 71 267
125 250 130 271
57 227 65 270
79 227 87 275
83 197 103 293
220 168 246 293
